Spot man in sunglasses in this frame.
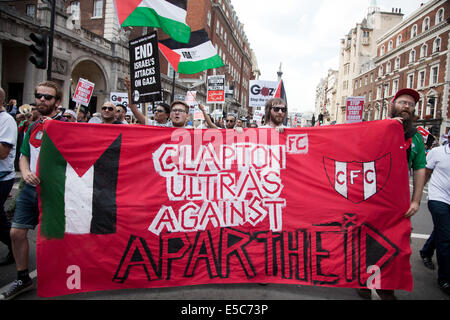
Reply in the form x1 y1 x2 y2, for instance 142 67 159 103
261 98 288 132
198 103 237 130
1 81 67 300
99 102 122 124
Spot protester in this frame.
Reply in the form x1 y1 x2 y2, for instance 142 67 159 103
7 99 17 117
357 88 427 300
88 102 122 124
170 100 192 128
124 77 171 127
115 104 129 124
76 107 90 123
0 81 67 300
261 97 288 132
421 134 450 295
63 109 77 122
0 87 17 266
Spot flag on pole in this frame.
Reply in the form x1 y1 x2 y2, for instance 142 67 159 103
273 79 288 125
159 29 224 74
114 0 191 43
272 79 288 105
39 132 122 239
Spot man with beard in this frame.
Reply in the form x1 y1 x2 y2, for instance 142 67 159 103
358 88 426 300
0 81 67 300
261 98 288 132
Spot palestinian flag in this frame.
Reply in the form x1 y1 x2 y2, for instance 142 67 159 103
39 132 122 239
114 0 191 44
273 79 288 105
159 29 224 74
273 80 288 125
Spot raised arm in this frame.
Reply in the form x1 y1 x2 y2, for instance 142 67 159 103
125 77 147 125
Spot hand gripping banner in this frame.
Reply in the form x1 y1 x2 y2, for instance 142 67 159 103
37 120 413 297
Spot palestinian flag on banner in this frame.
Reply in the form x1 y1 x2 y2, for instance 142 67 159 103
39 131 122 239
114 0 191 44
159 29 224 74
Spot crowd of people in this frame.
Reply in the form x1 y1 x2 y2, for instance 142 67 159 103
0 80 448 300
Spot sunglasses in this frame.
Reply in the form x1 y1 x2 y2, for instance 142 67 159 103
102 106 115 111
226 120 235 123
35 93 55 101
272 106 287 113
155 109 165 113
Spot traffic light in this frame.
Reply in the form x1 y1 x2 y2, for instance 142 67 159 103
29 33 48 69
318 114 324 124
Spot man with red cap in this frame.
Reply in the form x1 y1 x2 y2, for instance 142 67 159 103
358 88 427 300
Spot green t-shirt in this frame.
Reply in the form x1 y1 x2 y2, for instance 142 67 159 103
408 131 427 171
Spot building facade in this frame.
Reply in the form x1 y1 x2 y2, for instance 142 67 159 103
334 4 404 123
0 0 257 119
354 0 449 136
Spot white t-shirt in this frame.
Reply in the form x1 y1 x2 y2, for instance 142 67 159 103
426 144 450 205
0 111 18 181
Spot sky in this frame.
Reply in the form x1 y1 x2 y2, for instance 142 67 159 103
231 0 427 113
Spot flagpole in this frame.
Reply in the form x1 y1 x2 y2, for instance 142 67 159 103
171 71 176 103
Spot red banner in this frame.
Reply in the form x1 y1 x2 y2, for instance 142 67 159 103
37 120 413 298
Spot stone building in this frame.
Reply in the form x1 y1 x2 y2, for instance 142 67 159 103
0 0 257 118
334 2 404 123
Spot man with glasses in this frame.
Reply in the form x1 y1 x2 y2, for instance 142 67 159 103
124 77 171 127
115 104 128 124
170 100 192 128
261 98 288 132
357 88 426 300
1 81 67 300
198 104 236 130
89 102 122 124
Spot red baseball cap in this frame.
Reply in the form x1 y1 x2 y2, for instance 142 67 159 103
392 88 420 104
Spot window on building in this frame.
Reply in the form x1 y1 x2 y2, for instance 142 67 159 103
411 25 417 38
26 4 36 17
216 20 220 35
433 37 441 53
396 34 402 46
422 17 430 32
388 40 393 51
93 0 103 18
393 79 399 93
386 62 391 73
431 65 439 85
207 10 211 27
409 50 416 63
378 65 383 77
380 46 385 55
418 70 426 88
436 8 444 24
426 96 437 118
420 44 428 58
395 57 400 69
407 73 414 88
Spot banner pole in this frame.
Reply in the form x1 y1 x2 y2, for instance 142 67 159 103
171 71 176 103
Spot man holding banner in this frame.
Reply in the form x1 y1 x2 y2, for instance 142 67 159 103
358 88 427 300
1 81 67 300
